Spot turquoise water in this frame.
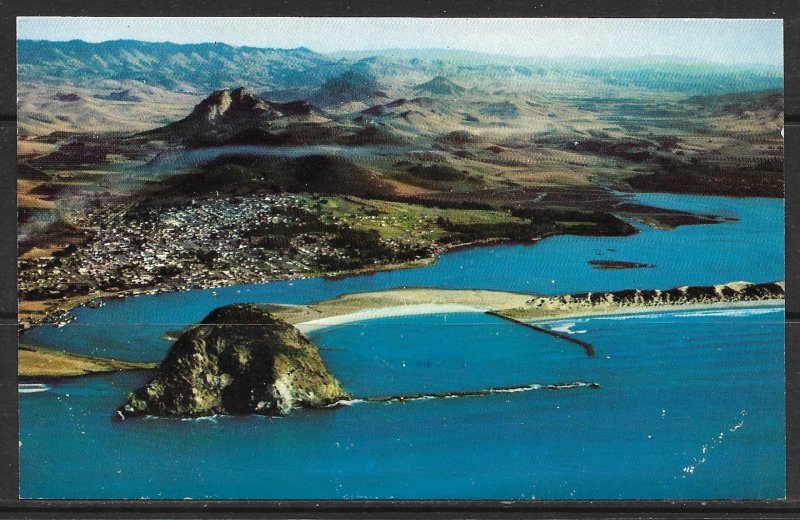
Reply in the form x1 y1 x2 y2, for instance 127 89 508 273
19 308 785 499
22 194 784 363
18 193 786 498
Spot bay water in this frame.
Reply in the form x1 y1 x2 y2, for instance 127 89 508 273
18 194 786 498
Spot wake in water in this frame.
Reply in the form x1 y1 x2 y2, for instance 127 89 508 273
18 383 50 394
589 305 784 322
548 322 588 335
327 381 600 407
679 409 748 479
673 307 784 319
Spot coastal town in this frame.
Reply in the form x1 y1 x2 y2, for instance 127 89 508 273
17 192 436 327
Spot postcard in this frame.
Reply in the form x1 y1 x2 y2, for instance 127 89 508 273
16 17 785 500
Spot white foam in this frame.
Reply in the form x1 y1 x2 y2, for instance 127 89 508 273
587 304 784 322
492 384 542 394
326 398 365 407
591 312 676 322
19 383 49 394
548 322 588 334
672 307 784 318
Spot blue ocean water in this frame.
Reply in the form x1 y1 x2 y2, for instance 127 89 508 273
18 194 786 498
22 194 784 363
19 308 785 499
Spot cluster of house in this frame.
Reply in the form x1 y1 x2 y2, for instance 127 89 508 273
18 193 343 303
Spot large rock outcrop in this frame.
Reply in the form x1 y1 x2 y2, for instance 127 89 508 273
117 304 348 418
143 87 280 143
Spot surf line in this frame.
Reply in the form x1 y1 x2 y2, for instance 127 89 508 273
485 311 596 357
328 381 600 407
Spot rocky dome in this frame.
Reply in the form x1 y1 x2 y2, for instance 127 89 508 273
187 87 278 125
142 87 281 143
140 88 333 144
117 304 348 418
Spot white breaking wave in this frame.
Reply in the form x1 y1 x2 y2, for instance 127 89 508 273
326 398 366 407
548 322 588 334
671 307 784 319
492 384 543 393
592 313 667 321
589 305 784 322
19 383 50 394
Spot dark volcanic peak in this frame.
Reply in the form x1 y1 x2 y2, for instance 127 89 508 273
190 87 275 122
310 70 388 106
146 87 282 143
413 76 466 95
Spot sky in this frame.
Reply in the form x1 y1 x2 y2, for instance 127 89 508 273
17 17 784 67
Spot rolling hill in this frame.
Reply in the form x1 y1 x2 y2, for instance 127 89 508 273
308 70 388 106
413 76 466 95
17 39 342 92
18 40 784 97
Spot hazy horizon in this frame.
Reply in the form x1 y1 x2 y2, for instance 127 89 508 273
17 17 784 68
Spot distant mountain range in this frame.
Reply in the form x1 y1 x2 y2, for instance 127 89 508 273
17 39 783 96
17 39 344 93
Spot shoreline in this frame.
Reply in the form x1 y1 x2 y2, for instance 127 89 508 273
18 345 158 379
23 280 785 334
288 294 786 334
295 303 493 333
18 188 766 330
520 298 786 323
17 234 546 330
18 288 785 378
17 255 440 330
274 288 535 329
